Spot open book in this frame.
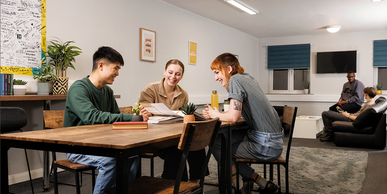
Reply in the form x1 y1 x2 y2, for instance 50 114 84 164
144 103 208 123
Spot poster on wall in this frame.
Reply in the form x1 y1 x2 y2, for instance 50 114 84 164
189 41 197 65
0 0 44 75
140 28 156 62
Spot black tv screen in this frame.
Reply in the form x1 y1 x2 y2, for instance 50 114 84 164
317 51 357 73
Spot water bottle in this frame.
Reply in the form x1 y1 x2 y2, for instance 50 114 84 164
211 90 219 109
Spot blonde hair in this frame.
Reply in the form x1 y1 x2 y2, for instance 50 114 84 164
210 53 244 87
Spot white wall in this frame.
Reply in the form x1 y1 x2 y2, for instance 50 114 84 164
8 0 259 184
258 30 387 116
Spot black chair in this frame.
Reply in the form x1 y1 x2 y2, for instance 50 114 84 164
333 96 387 149
43 110 96 194
0 107 34 194
106 118 222 194
235 105 298 194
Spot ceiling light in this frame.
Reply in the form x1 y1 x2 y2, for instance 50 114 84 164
326 25 341 33
225 0 258 15
370 0 383 2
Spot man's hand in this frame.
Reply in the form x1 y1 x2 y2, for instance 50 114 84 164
202 104 220 119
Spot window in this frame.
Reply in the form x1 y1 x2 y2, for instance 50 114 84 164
270 69 309 94
377 67 387 90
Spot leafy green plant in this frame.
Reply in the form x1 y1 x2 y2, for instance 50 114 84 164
47 38 82 77
13 79 27 85
33 58 58 82
376 84 383 90
132 103 142 115
303 81 310 89
181 102 197 115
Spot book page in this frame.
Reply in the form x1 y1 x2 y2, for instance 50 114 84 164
145 103 183 117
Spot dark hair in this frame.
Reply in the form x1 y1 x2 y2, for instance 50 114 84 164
364 87 377 98
92 46 124 71
210 53 244 87
165 59 185 74
347 71 355 75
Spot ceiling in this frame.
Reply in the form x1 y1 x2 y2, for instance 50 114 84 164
161 0 387 38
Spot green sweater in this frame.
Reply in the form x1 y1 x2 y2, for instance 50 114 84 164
63 76 132 127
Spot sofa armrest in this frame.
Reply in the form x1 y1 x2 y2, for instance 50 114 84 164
333 121 374 134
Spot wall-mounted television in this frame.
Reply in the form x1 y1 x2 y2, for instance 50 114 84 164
316 51 357 73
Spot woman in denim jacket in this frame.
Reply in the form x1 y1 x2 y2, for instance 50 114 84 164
203 53 282 194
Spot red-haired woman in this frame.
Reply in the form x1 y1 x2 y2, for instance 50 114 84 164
203 53 282 194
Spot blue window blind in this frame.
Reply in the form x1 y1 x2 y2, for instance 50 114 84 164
268 44 310 69
374 40 387 67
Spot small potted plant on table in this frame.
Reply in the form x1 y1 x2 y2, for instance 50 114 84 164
182 102 197 123
131 103 143 121
13 79 27 95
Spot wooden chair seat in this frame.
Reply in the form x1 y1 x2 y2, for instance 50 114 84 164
106 176 199 194
236 156 286 164
54 159 96 170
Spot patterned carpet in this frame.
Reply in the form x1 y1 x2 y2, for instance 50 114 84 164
205 146 368 194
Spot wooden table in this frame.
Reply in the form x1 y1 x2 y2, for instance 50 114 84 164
1 119 247 193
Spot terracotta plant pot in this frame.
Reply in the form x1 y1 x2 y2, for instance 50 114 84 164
131 115 143 122
183 115 195 123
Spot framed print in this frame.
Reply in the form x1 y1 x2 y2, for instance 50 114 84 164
140 28 156 62
189 41 197 65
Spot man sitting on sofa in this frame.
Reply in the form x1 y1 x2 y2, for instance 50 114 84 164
320 87 376 142
329 71 365 113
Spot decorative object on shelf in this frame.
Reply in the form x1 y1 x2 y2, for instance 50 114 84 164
13 79 27 95
47 38 82 95
131 103 143 121
303 81 310 94
182 102 197 123
0 73 14 95
140 28 156 62
33 58 58 95
376 84 382 95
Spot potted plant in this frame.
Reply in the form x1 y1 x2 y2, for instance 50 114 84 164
13 79 27 95
47 38 82 95
131 103 144 121
376 84 382 95
182 102 197 123
33 58 58 95
303 81 310 94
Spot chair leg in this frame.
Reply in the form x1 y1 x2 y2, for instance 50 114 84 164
150 156 154 177
285 165 289 194
23 149 35 194
269 164 273 181
235 162 240 192
263 164 267 179
75 171 81 194
277 164 281 194
54 164 59 194
92 169 96 192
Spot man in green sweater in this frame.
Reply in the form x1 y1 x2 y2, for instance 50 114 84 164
63 46 148 194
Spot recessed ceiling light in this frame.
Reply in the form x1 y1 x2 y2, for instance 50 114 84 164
225 0 258 15
370 0 383 2
327 25 341 33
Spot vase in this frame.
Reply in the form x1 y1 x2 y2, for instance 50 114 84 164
304 89 309 94
37 82 53 95
53 77 69 95
183 115 195 123
377 90 382 95
13 85 27 95
131 115 143 122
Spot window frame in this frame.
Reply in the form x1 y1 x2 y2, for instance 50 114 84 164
269 68 309 94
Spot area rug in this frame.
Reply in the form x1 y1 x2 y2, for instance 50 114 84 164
204 147 368 194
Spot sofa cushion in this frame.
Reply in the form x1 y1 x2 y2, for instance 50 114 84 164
352 108 381 130
333 121 374 134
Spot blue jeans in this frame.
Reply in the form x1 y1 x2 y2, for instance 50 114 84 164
212 128 283 179
66 154 139 194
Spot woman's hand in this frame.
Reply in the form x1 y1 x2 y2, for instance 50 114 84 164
202 104 220 119
140 107 149 121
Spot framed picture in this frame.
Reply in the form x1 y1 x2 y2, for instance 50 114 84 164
189 41 197 65
140 28 156 62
